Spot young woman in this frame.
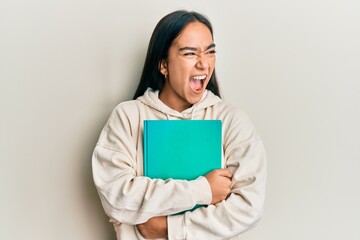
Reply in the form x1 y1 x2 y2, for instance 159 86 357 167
92 10 267 239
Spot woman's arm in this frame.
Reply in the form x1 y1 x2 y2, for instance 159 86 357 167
136 169 233 238
92 104 213 225
93 145 212 225
167 110 267 239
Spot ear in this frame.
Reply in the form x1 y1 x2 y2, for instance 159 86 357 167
159 59 168 76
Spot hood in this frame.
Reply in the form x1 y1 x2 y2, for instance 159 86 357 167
137 88 222 119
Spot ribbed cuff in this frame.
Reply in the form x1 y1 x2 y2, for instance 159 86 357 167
168 213 186 240
192 176 212 205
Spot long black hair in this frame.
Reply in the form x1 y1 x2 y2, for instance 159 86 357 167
133 10 221 100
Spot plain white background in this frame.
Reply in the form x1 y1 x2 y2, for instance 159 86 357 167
1 0 359 239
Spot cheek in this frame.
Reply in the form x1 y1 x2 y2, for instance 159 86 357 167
210 56 216 66
169 61 193 78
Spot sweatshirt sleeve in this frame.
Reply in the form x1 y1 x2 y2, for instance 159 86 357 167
92 103 212 225
167 109 267 239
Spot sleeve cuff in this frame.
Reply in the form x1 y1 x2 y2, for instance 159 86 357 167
168 213 186 240
192 176 212 205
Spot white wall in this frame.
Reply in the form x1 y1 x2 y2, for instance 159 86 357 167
1 0 359 239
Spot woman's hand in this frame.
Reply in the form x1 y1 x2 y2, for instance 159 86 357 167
137 216 168 239
205 169 233 204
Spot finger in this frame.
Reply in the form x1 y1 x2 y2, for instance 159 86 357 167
218 168 232 178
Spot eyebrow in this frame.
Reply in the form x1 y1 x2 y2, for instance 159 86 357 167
179 43 216 52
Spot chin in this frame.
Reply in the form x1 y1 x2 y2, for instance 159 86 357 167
188 95 203 105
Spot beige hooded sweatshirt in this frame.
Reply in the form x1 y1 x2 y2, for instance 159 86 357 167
92 88 267 240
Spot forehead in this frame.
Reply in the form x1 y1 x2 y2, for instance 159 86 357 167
172 21 213 48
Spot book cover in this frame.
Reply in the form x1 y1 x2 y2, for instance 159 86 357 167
143 120 222 180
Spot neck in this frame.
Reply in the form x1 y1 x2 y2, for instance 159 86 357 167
159 91 192 112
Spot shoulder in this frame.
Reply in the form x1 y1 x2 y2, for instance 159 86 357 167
98 100 144 144
108 100 144 120
215 101 259 143
214 101 250 124
113 100 142 114
103 100 144 131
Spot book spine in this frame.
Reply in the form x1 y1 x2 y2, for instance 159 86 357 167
143 121 148 176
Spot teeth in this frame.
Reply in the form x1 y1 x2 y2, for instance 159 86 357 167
192 75 206 80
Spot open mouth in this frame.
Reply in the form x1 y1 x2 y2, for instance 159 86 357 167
190 75 207 92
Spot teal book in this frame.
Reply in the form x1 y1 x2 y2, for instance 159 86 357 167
143 120 222 181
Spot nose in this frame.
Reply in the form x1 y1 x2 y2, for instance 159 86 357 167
195 55 210 70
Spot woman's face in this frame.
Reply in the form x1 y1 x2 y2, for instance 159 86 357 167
159 21 216 112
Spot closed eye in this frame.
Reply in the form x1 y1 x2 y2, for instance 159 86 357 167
184 52 197 56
